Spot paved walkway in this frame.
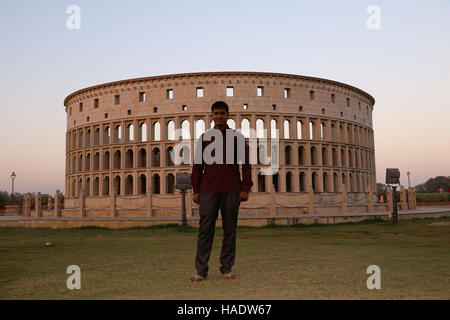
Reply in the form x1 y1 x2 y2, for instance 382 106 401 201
0 207 449 221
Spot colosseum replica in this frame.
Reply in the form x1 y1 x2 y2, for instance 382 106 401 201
52 71 411 227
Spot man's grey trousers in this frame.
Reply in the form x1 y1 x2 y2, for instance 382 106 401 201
195 192 240 277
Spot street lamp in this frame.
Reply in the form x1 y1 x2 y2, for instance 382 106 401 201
10 171 16 204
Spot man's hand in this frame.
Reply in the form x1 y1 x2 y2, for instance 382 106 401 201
193 193 200 205
239 191 249 202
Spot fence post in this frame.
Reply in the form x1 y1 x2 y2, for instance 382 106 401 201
412 187 417 209
111 188 117 217
340 183 346 213
79 188 86 217
387 186 393 213
307 187 315 214
367 184 373 212
400 186 406 210
23 193 31 217
36 192 42 217
55 190 61 217
147 187 153 217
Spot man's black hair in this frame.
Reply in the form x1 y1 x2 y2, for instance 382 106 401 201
211 101 229 114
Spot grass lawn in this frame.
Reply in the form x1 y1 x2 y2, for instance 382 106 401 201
0 217 449 299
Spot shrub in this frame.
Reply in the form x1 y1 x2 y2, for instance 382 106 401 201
416 193 450 202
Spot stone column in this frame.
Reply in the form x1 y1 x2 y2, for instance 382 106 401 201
270 183 276 215
340 183 346 213
400 186 406 210
48 196 54 210
367 184 373 212
147 185 153 217
23 193 31 217
307 187 314 214
80 188 86 217
55 190 61 217
36 192 42 217
111 188 117 217
387 186 393 213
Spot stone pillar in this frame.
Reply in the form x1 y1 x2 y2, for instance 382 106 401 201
80 189 86 217
270 183 276 215
400 186 406 210
23 193 31 217
307 187 314 214
186 189 193 217
387 186 393 213
340 183 346 213
367 184 373 212
412 187 417 209
111 188 117 217
36 192 42 217
55 190 61 217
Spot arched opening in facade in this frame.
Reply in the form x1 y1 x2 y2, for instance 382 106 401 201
103 176 110 196
85 153 91 171
195 119 205 139
140 123 147 142
152 122 160 141
126 124 134 142
332 148 337 166
139 148 146 168
257 173 266 192
272 173 279 192
309 121 314 140
125 149 133 169
138 174 147 194
86 178 90 196
103 126 110 144
93 177 99 196
152 174 160 194
114 125 122 143
285 146 291 165
311 147 317 165
86 130 91 147
298 146 305 165
299 172 306 191
94 128 100 146
297 120 303 139
152 148 160 167
103 151 110 170
284 120 290 139
72 179 76 197
270 119 278 139
256 119 265 139
286 171 292 192
348 149 353 168
333 172 338 192
181 146 190 165
323 172 330 192
166 147 174 166
125 175 133 195
167 120 175 140
341 149 346 167
227 119 236 129
312 172 318 192
271 145 279 166
181 120 190 140
166 173 175 194
78 155 83 172
241 119 250 138
94 152 99 170
72 157 76 174
322 147 327 166
113 150 121 169
114 176 121 195
79 132 83 149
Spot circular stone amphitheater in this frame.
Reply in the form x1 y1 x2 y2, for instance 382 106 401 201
61 71 381 219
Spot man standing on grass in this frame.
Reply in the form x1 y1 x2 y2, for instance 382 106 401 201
190 101 253 282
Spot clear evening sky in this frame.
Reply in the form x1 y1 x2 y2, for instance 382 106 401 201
0 0 449 195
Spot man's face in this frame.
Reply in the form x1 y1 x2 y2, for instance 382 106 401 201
212 107 228 127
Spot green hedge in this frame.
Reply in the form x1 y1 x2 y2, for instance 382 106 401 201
416 193 450 202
